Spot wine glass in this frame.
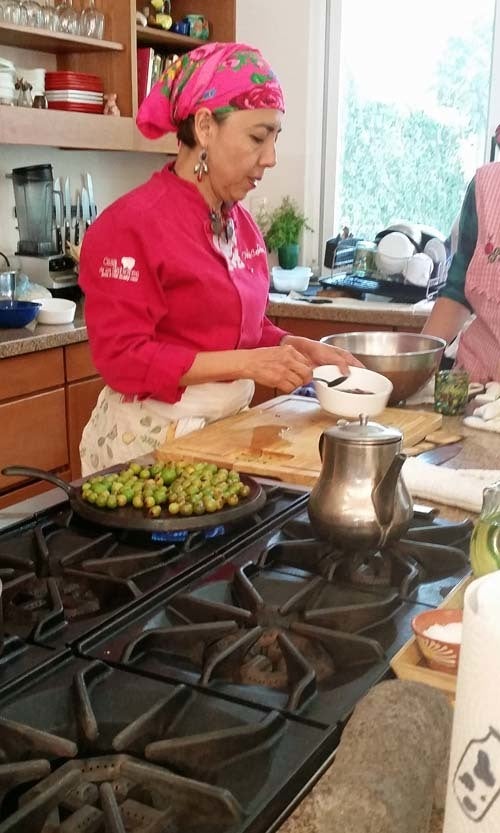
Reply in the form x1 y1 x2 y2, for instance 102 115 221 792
56 0 80 34
80 0 104 39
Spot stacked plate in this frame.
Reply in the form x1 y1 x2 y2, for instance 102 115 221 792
0 58 16 106
45 71 104 113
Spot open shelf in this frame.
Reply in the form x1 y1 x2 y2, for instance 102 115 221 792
136 25 201 50
0 21 123 53
0 105 177 153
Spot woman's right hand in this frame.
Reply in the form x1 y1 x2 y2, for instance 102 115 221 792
242 344 315 393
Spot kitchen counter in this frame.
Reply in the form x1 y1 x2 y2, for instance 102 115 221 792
275 411 497 833
0 300 88 358
0 294 429 360
266 291 430 329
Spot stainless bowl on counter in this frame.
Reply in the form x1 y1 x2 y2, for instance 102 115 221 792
320 332 446 404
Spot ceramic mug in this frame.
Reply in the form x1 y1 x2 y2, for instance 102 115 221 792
183 14 209 39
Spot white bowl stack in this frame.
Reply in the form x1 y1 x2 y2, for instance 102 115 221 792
0 58 16 106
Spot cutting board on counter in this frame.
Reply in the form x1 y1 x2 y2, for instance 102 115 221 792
156 395 443 487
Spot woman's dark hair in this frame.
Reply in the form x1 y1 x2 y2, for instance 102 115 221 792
177 111 230 148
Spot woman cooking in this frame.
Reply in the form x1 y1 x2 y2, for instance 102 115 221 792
423 161 500 383
79 41 361 476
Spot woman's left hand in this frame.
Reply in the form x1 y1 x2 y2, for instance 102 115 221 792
281 335 364 376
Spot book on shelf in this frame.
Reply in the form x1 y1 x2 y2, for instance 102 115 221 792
137 48 180 107
137 46 154 107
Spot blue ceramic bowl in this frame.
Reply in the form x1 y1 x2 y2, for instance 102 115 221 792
0 300 41 328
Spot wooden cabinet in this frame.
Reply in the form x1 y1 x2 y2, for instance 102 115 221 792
67 376 105 479
273 317 393 341
0 341 103 507
0 1 235 152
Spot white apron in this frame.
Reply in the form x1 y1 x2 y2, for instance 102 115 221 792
80 379 254 476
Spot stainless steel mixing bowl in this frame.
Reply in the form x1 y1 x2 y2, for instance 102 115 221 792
320 332 446 404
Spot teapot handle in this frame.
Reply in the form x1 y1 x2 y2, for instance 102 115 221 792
318 432 325 461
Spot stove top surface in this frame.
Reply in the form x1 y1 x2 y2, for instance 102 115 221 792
0 483 473 832
0 482 308 653
0 656 334 833
79 509 471 725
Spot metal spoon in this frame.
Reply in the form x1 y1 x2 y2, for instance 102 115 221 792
314 375 348 388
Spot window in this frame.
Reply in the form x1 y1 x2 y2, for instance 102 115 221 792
321 0 498 246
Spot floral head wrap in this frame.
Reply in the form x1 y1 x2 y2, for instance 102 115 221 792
136 41 285 139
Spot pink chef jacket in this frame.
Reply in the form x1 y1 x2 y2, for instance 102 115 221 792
79 164 287 404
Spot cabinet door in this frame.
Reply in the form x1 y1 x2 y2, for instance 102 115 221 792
0 348 64 402
67 377 106 479
274 318 392 340
65 342 99 382
0 389 68 491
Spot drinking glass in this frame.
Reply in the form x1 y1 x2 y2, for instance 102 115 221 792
41 0 58 30
57 0 80 34
434 369 470 416
3 0 27 24
21 0 43 27
80 0 104 38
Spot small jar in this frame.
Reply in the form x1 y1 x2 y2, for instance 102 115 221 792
434 369 469 415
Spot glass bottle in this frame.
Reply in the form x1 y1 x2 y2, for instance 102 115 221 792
470 481 500 578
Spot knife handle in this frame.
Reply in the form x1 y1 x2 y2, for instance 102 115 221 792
64 222 71 248
74 220 80 247
56 226 62 253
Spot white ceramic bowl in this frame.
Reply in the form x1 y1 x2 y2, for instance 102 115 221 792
272 266 312 293
34 297 76 325
313 365 393 417
375 232 415 276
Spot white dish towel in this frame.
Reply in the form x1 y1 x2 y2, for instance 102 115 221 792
402 458 500 513
464 386 500 434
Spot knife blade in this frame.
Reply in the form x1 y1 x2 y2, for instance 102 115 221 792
85 172 97 222
53 176 63 253
63 177 71 249
416 443 463 466
74 191 81 246
81 187 91 230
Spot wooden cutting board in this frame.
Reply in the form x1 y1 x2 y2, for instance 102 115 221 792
156 395 443 487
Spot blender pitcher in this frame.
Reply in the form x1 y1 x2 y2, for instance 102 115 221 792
11 164 57 256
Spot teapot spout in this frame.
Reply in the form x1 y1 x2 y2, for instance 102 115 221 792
371 453 406 531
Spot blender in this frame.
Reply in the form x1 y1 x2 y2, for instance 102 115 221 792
11 163 77 290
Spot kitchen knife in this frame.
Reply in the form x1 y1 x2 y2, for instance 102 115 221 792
416 442 463 465
74 191 81 246
81 187 91 230
85 172 97 222
53 176 63 253
63 177 72 249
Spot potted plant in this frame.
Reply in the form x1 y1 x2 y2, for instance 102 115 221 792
261 196 313 269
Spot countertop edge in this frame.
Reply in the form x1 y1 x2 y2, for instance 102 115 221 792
267 298 430 326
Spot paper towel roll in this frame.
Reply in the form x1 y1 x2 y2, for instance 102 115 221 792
444 571 500 832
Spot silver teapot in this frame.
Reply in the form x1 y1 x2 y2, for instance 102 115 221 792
308 415 413 550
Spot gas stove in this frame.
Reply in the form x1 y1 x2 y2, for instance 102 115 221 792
0 480 473 831
0 656 333 833
78 508 471 726
0 481 307 659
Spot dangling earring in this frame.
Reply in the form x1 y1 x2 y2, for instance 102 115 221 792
194 148 208 182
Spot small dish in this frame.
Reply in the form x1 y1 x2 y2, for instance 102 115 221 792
272 266 312 293
34 297 76 325
411 608 462 674
313 365 393 417
423 237 447 265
